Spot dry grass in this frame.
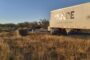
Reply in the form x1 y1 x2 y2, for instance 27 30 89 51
0 32 90 60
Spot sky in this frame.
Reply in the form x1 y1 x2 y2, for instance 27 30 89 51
0 0 89 24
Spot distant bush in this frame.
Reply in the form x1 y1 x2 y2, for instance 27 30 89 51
17 18 49 29
0 18 49 32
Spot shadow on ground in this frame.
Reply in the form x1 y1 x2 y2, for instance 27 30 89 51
68 32 90 40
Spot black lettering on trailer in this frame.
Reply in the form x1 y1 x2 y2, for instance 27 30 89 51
71 11 75 19
66 11 75 19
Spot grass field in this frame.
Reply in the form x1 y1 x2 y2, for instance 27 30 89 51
0 32 90 60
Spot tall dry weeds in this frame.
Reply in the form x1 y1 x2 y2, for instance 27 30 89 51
0 32 90 60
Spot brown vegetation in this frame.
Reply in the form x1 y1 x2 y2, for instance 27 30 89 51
0 32 90 60
0 19 49 32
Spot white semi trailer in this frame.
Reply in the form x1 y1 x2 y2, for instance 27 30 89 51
48 2 90 35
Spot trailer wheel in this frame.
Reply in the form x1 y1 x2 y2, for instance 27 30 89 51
50 29 56 35
69 29 81 34
50 28 67 35
59 29 67 35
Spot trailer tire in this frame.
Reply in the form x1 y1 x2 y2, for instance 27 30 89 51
50 28 67 35
59 29 67 35
50 29 56 35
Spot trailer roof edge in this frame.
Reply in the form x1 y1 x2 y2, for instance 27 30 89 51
51 2 90 12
